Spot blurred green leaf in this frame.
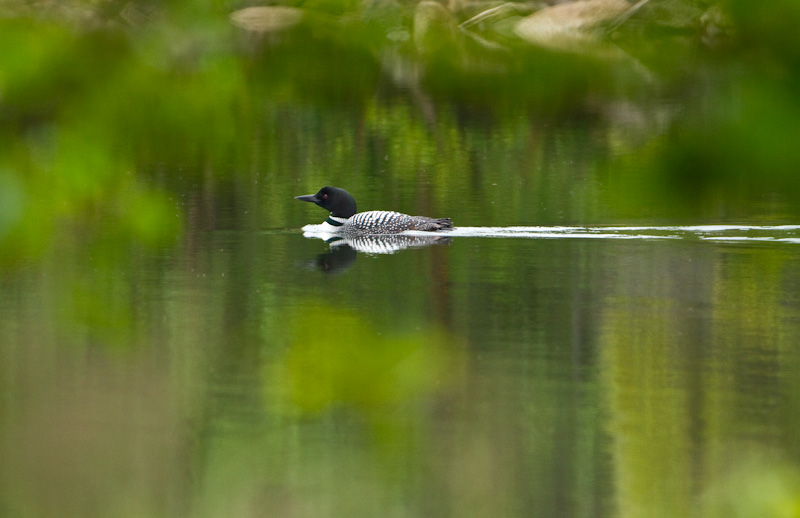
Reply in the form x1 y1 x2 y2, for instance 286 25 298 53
269 304 460 416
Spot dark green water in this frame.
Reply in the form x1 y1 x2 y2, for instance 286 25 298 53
2 178 800 517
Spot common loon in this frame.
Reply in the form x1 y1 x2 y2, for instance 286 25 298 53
295 186 453 235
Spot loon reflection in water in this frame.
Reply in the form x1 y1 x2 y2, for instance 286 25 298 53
308 232 452 255
299 233 452 273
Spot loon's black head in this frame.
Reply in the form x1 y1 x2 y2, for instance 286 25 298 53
295 186 357 218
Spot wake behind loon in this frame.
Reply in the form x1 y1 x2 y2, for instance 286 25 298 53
295 186 453 235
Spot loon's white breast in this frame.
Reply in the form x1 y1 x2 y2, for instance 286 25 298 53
301 221 343 233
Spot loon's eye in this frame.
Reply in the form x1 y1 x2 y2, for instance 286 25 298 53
323 194 328 199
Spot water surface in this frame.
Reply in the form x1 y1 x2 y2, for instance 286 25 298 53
3 211 800 517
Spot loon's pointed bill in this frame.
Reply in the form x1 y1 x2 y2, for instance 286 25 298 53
295 186 453 236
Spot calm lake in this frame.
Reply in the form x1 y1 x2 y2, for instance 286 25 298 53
2 19 800 516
